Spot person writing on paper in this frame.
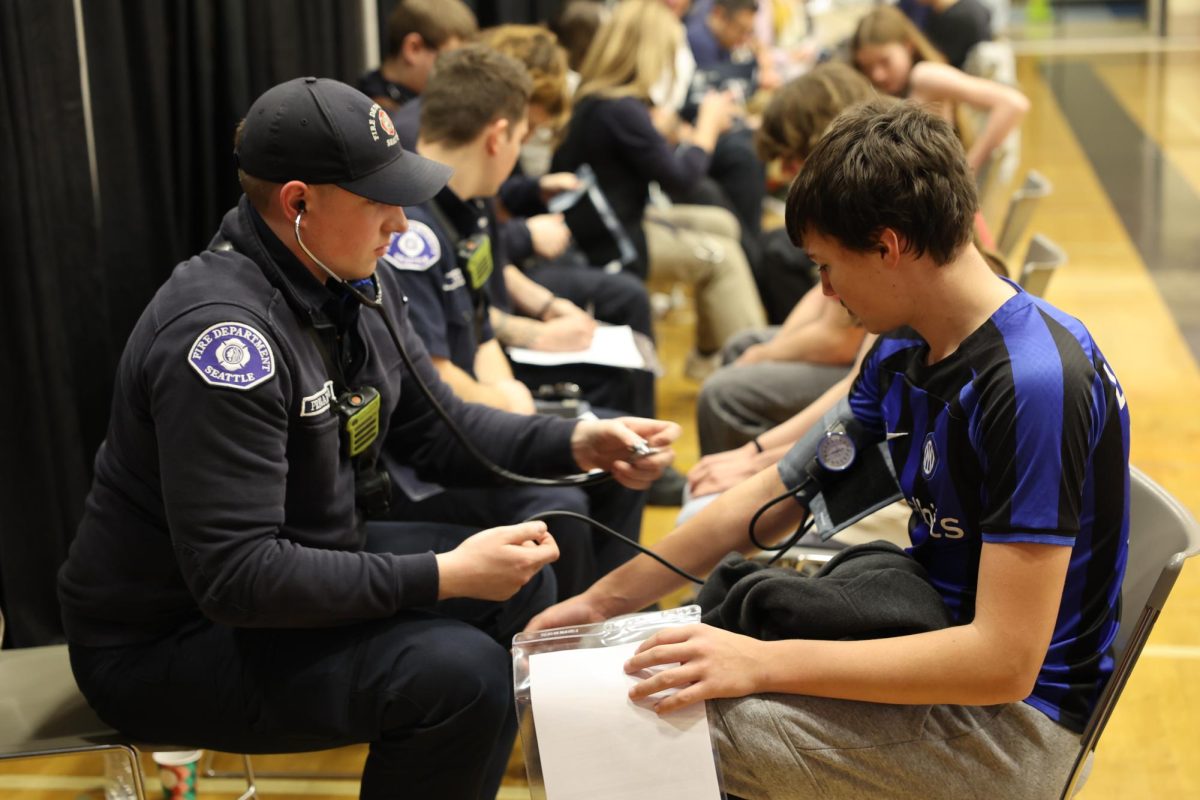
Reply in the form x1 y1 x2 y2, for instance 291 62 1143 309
383 45 673 601
528 101 1129 800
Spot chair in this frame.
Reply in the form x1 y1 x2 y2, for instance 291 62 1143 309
995 170 1053 261
1060 466 1200 798
1018 233 1067 298
0 637 257 800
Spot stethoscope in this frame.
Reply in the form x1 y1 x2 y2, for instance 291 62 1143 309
293 208 707 586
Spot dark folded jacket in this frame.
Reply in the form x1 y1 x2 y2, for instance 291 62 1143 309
698 541 952 641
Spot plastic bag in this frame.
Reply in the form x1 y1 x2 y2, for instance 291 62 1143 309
512 605 726 799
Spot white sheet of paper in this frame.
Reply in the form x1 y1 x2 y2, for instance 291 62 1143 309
507 325 647 370
529 642 722 800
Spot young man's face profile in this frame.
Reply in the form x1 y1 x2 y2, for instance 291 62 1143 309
804 229 902 333
303 185 410 280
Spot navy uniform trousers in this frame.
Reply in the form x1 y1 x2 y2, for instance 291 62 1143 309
68 522 554 800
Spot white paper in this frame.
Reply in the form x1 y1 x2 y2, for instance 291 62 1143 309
507 325 647 370
529 642 722 800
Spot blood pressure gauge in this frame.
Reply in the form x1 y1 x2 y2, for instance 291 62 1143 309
816 430 857 472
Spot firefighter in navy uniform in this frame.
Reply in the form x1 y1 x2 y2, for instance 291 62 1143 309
57 77 677 800
383 46 653 601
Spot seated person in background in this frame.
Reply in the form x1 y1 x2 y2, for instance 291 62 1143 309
686 0 760 70
851 5 1028 176
673 0 770 288
481 24 657 420
358 0 476 113
554 0 767 378
753 62 879 322
530 100 1130 800
58 75 675 800
917 0 993 70
385 45 665 600
696 284 864 455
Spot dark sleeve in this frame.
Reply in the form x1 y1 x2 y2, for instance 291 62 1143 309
603 98 711 194
387 303 582 483
384 216 460 359
390 258 456 360
147 306 438 628
499 173 548 218
973 337 1095 545
499 218 534 266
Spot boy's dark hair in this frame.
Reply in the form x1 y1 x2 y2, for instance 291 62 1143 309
385 0 478 59
714 0 760 12
419 45 533 147
785 100 977 265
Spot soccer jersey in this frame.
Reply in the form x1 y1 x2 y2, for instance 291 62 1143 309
847 281 1128 733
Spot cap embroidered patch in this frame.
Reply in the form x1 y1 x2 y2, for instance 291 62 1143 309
383 221 440 271
188 322 276 391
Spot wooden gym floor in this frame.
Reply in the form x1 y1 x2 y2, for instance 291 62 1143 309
3 50 1198 799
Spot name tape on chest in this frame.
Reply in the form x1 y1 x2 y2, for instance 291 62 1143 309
188 322 276 391
383 220 441 271
300 380 336 417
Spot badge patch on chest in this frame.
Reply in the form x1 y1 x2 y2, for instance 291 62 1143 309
188 322 276 390
921 432 938 479
383 221 441 271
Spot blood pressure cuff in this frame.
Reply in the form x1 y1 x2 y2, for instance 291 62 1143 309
777 397 904 541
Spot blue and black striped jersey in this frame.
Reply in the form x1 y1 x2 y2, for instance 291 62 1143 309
849 280 1130 733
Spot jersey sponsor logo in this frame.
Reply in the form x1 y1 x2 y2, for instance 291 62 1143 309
368 103 399 148
921 432 938 478
188 322 275 391
300 380 335 417
382 221 440 271
1102 360 1127 410
908 496 966 539
442 267 466 293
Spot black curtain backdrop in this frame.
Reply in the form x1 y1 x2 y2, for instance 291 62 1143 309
0 0 364 647
0 0 100 649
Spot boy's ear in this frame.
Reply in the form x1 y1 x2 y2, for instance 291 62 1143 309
877 228 903 265
484 117 511 155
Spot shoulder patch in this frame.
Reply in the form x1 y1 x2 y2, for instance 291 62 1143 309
383 220 441 271
187 321 276 391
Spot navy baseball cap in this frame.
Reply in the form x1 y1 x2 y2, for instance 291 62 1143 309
235 76 451 206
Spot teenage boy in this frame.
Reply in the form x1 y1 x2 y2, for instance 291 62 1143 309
530 100 1130 800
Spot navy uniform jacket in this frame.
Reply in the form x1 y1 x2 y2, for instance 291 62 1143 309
57 196 579 647
387 188 509 375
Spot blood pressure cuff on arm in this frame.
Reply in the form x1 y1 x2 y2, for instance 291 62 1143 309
777 397 903 541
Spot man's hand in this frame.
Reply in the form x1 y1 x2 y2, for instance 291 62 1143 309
687 443 761 497
527 213 572 260
435 522 560 601
570 417 681 490
625 624 766 714
538 172 582 203
532 312 596 351
524 591 610 633
495 379 537 415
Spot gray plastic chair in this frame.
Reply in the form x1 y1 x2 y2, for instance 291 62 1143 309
1019 234 1067 298
1060 466 1200 798
0 638 256 799
996 170 1053 261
